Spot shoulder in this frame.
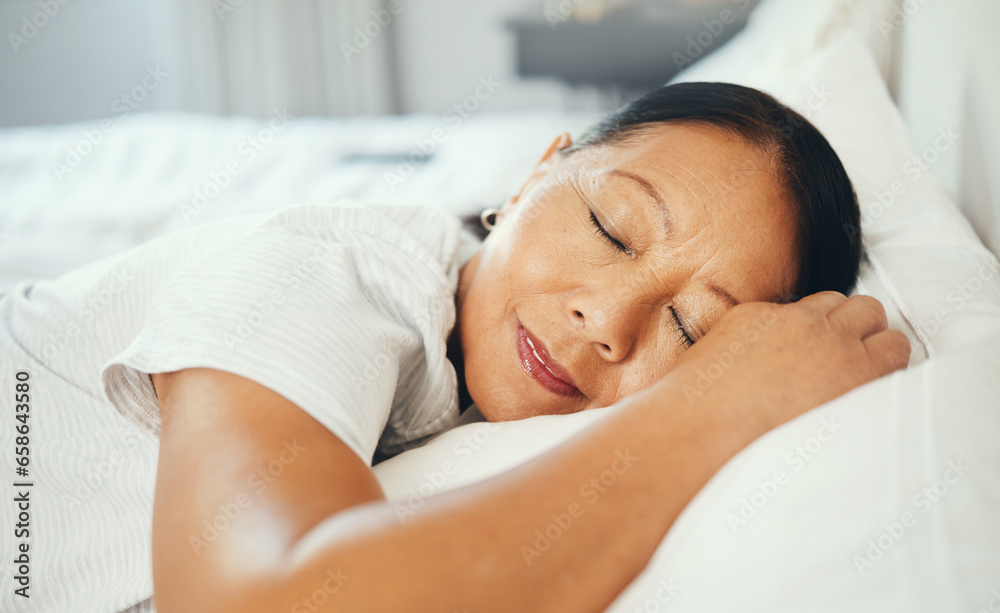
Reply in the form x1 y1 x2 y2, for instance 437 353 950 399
257 199 481 290
262 199 462 251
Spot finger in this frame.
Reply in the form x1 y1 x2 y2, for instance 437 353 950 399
829 294 889 340
863 329 911 375
795 290 848 314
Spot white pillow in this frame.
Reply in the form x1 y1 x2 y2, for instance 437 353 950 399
373 32 1000 612
670 0 899 87
375 341 1000 612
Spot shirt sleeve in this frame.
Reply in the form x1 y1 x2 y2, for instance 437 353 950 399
101 202 458 466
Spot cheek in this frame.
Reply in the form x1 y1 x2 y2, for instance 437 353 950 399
614 353 675 402
489 206 582 298
456 215 585 419
456 259 520 410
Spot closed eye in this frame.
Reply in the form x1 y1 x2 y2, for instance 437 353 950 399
588 210 632 256
670 306 694 348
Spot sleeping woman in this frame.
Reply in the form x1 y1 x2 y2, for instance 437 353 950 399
0 82 909 613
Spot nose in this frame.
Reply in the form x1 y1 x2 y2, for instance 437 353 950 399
566 284 654 363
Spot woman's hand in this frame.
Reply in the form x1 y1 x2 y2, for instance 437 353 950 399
658 291 910 443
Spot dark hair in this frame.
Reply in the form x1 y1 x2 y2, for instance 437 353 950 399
465 82 861 299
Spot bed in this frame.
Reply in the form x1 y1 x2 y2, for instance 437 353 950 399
1 0 998 611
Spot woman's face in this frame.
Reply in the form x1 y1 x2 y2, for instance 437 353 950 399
457 122 801 421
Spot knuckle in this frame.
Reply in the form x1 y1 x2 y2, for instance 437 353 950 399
890 331 911 366
799 290 848 313
852 294 886 317
815 290 848 303
868 330 911 373
852 295 889 329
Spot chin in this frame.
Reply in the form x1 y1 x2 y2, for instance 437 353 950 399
466 377 527 423
476 403 501 422
467 383 509 423
477 391 576 422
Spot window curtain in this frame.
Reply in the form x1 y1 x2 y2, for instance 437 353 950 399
158 0 398 117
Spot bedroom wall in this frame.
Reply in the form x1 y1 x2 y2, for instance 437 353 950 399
0 0 176 127
0 0 576 126
389 0 576 114
0 0 592 127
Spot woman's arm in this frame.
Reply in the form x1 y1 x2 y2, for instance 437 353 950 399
150 293 909 613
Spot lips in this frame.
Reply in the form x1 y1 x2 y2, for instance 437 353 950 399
515 318 582 398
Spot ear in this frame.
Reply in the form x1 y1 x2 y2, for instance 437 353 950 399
500 132 573 214
536 131 573 168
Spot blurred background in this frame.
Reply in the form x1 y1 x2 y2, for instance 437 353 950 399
0 0 996 290
0 0 767 289
0 0 770 125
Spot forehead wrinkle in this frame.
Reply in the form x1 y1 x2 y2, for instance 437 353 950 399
699 165 732 201
646 163 704 217
647 145 727 215
632 128 796 309
670 131 742 198
641 258 676 304
711 220 789 304
699 162 776 200
685 132 785 206
681 203 772 301
691 132 740 171
671 160 716 202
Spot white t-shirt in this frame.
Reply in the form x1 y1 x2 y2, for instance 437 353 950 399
101 200 481 462
0 199 481 612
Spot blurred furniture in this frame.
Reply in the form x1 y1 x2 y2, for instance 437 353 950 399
507 0 757 92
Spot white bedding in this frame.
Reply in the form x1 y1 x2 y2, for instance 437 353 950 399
0 110 597 290
374 338 1000 612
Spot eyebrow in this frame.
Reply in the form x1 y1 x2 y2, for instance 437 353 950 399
691 283 739 340
608 169 674 233
707 282 739 308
